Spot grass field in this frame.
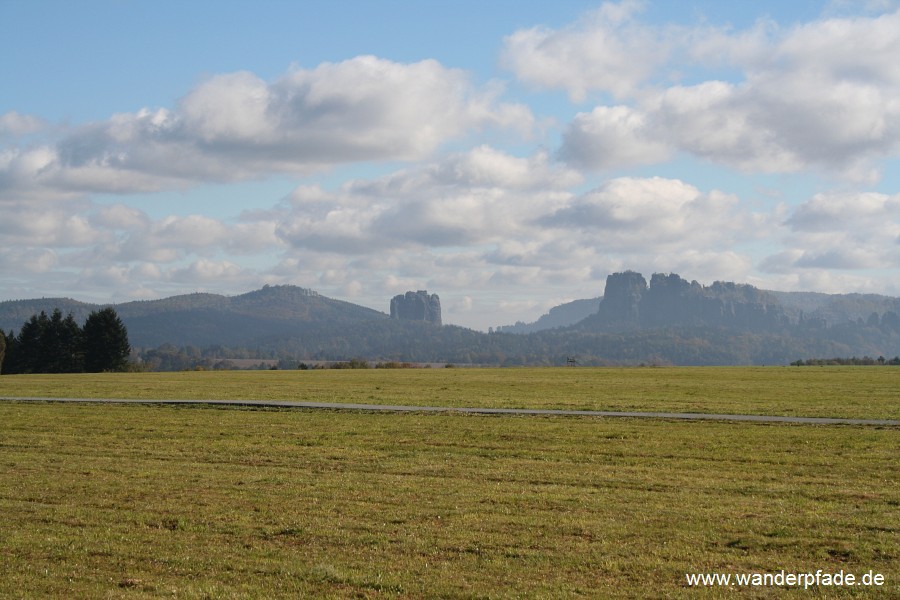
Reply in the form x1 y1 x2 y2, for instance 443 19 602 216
1 365 898 419
1 368 897 598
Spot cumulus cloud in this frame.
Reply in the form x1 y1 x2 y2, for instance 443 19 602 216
558 105 671 169
529 4 900 177
0 247 59 275
652 250 754 282
501 0 674 101
4 6 900 329
787 191 900 232
710 8 900 175
0 146 74 202
169 259 247 283
763 191 900 271
271 167 770 326
1 57 533 199
277 146 579 254
0 189 287 304
754 266 899 298
0 111 47 138
0 201 101 247
99 212 282 264
540 176 754 250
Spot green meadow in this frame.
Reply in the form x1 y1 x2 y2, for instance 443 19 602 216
1 365 898 419
0 368 897 598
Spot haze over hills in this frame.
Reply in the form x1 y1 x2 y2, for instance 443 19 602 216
495 297 603 334
2 273 899 366
1 285 386 348
498 278 900 333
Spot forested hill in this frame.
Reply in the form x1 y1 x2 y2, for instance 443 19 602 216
0 297 97 333
0 285 387 348
2 277 900 366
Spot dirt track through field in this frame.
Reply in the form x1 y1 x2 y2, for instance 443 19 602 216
2 397 898 426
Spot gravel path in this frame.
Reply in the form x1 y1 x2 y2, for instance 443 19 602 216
3 396 898 426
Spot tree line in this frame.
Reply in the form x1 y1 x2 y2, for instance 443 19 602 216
1 308 131 374
790 356 900 366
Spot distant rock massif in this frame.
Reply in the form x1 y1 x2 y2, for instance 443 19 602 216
2 273 899 367
390 291 442 326
593 271 789 331
499 271 900 334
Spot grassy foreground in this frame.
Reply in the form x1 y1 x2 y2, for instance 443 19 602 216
0 401 897 598
1 369 897 597
1 365 898 419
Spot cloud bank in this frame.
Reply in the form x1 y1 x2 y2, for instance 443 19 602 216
505 5 900 179
1 56 532 200
3 2 900 329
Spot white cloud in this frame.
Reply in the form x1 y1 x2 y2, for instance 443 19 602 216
418 144 582 190
103 212 282 264
764 191 900 271
68 258 259 300
732 10 900 175
540 176 754 250
180 72 272 144
269 168 772 328
1 57 533 199
795 248 881 270
0 111 46 138
0 190 286 300
76 265 134 288
155 215 229 249
0 202 102 247
0 146 74 202
533 4 900 178
91 203 151 230
169 259 247 283
0 247 58 274
4 5 900 329
757 266 900 297
788 192 900 232
277 202 381 255
501 0 673 101
278 146 578 254
558 105 672 170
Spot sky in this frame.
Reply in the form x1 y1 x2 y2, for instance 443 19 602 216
2 0 900 331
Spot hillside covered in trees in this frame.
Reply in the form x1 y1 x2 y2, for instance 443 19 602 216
2 275 899 369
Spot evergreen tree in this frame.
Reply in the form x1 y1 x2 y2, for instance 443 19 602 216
41 310 84 373
41 309 83 373
2 331 16 374
0 330 5 374
83 308 131 372
61 312 85 372
15 311 50 373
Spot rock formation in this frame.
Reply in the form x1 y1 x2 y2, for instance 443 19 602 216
596 271 646 326
594 271 789 331
390 291 442 326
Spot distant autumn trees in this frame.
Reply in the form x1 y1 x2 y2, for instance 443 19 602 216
1 308 131 374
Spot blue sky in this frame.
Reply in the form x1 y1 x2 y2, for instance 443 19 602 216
2 0 900 330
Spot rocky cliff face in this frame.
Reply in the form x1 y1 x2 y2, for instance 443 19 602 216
390 291 442 326
597 271 646 325
595 271 789 331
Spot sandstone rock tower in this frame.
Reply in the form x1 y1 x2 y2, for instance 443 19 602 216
390 291 442 326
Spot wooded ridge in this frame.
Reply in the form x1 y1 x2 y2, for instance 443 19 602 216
2 274 898 367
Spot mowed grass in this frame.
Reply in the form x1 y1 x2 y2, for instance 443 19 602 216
0 401 897 599
1 366 898 419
